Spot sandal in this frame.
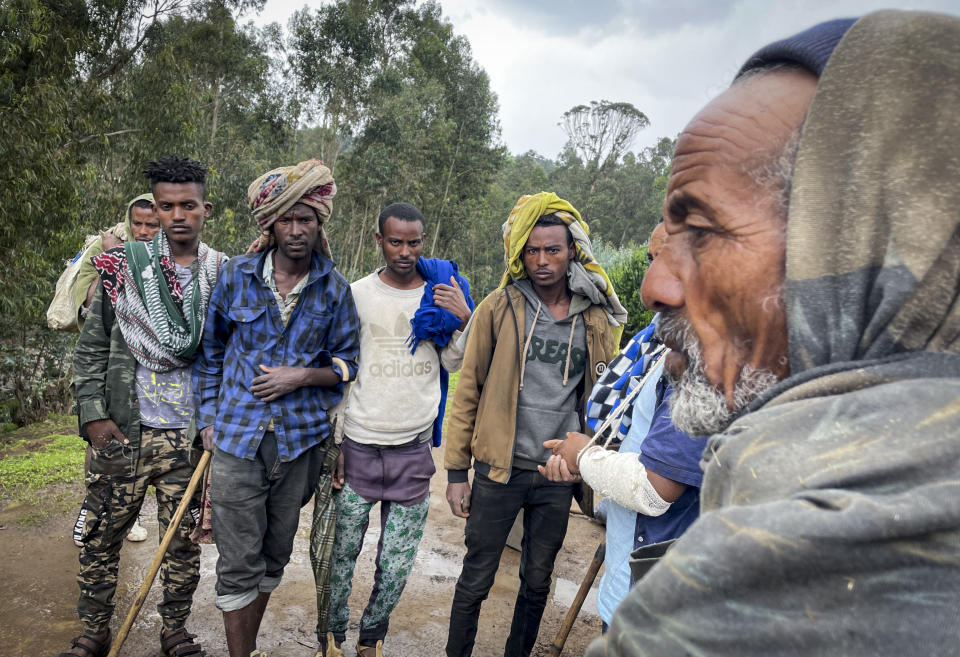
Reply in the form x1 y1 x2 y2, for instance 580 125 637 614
58 630 111 657
356 640 384 657
160 628 205 657
315 632 345 657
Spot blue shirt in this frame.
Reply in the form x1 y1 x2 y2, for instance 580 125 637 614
596 360 664 625
193 251 360 461
634 381 708 548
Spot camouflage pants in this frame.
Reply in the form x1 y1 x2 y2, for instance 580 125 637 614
76 426 202 633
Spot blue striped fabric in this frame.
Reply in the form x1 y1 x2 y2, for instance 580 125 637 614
193 251 360 461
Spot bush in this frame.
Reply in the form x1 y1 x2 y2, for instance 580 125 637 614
608 245 654 346
0 329 76 427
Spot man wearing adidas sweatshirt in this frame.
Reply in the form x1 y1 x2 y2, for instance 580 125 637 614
321 202 473 657
444 194 621 657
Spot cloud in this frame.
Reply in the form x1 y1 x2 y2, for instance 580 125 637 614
456 0 737 36
257 0 960 158
441 0 960 157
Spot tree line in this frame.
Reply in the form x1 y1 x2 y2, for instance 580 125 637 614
0 0 671 425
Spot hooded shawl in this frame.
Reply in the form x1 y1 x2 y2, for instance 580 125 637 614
590 11 960 656
71 193 153 317
499 192 627 341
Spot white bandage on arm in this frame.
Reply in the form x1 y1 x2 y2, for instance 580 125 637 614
577 445 672 516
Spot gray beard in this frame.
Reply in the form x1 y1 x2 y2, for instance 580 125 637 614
657 312 780 437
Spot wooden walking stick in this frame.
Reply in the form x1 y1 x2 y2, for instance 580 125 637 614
548 538 606 657
107 450 211 657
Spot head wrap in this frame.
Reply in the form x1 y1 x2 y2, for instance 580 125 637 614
592 12 960 657
70 193 156 320
499 192 627 339
246 158 337 257
123 192 155 241
736 17 856 79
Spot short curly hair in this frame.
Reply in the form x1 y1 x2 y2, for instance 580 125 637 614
143 156 207 196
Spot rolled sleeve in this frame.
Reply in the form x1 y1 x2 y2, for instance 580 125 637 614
324 284 360 380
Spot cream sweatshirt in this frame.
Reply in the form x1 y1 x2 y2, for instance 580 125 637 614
343 271 464 445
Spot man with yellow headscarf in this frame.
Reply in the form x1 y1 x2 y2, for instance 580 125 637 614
443 192 622 657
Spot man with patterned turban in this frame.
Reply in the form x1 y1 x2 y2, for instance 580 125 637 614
588 11 960 657
66 156 228 657
443 192 623 657
193 158 360 657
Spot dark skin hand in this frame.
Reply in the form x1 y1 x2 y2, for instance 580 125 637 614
446 481 472 518
540 432 688 502
251 364 339 402
432 276 472 330
538 432 591 481
200 425 214 452
199 364 341 452
85 418 129 449
333 450 345 490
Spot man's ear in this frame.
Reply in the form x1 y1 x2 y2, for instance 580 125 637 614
375 231 383 248
203 202 212 217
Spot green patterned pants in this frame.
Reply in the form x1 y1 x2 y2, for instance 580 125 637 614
327 482 429 645
76 426 202 633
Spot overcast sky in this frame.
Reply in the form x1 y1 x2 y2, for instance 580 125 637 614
254 0 960 158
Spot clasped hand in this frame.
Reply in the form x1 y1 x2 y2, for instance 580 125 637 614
537 431 592 482
251 364 303 402
432 276 471 330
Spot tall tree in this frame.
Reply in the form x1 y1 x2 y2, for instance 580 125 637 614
292 0 503 281
559 100 649 191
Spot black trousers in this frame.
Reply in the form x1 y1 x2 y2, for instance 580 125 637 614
446 469 574 657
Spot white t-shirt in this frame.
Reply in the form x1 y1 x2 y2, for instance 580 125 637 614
343 271 464 446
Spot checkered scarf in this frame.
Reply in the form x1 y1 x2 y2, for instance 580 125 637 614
585 317 664 443
92 232 226 371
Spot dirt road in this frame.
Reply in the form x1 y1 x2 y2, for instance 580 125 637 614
1 448 604 656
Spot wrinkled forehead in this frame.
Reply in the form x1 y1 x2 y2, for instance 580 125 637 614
280 202 319 219
669 70 818 194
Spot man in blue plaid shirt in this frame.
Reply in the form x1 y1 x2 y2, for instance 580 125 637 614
193 160 359 657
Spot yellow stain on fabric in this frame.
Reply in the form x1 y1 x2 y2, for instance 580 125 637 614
916 395 960 429
812 435 884 464
715 514 807 555
661 550 710 592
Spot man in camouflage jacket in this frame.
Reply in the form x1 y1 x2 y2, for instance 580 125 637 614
66 157 227 657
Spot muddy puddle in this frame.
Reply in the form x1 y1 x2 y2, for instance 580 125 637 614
1 449 604 656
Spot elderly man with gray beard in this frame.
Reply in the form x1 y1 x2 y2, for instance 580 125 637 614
587 11 960 657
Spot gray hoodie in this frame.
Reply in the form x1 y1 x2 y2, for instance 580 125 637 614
511 279 590 471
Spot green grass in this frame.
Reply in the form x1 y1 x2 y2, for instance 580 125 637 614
0 433 85 497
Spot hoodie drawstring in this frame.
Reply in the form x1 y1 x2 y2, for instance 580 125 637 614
518 300 542 391
562 313 578 387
